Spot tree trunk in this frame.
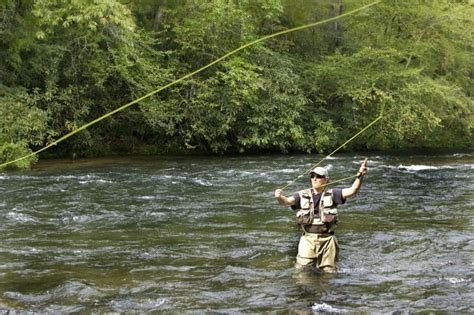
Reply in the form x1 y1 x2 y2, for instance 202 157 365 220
331 0 344 51
153 7 163 30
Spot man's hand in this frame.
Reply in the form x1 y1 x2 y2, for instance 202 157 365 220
343 158 368 199
358 158 368 177
275 189 295 206
274 189 283 198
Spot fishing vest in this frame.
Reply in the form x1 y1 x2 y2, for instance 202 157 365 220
295 188 338 232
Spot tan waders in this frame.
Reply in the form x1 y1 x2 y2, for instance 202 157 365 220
295 232 339 273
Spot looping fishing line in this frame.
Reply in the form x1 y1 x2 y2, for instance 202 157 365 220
280 103 384 191
0 1 380 169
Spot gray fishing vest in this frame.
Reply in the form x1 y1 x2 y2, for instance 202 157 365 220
295 189 338 232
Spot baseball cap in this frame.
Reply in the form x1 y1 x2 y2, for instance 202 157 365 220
310 166 329 178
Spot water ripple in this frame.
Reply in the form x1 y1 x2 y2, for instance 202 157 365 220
0 153 472 313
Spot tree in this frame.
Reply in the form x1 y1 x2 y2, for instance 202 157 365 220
0 0 170 165
301 0 473 150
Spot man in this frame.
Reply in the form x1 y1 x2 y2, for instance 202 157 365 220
274 159 368 273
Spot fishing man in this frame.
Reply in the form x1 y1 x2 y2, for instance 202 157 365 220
274 159 368 272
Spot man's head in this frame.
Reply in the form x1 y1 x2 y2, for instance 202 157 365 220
310 167 329 190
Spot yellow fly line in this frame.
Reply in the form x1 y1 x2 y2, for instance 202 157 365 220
0 1 380 169
279 105 384 191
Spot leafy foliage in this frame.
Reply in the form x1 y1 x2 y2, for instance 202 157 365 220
0 88 50 169
0 0 472 168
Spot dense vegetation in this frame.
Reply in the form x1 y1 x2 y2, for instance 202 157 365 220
1 0 472 169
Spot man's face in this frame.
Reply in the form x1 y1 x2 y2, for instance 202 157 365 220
310 173 328 189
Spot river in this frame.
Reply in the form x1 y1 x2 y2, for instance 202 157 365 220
0 152 473 313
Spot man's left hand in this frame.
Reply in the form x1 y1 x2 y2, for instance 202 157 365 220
358 158 368 176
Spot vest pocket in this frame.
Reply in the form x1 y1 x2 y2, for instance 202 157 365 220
321 209 337 223
301 197 311 210
296 209 313 225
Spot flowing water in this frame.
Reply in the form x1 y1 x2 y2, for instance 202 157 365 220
0 152 473 313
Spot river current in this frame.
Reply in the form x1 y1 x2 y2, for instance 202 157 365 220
0 152 473 313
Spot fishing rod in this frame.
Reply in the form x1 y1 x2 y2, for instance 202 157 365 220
293 157 369 194
0 1 380 170
279 106 384 191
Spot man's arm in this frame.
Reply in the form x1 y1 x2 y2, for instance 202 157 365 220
274 189 296 206
342 158 368 199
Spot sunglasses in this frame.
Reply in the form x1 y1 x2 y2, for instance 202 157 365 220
310 173 326 179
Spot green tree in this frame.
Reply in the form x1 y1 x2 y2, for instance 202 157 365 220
0 87 50 169
296 0 473 151
140 0 307 153
338 0 473 149
1 0 170 165
1 0 472 168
